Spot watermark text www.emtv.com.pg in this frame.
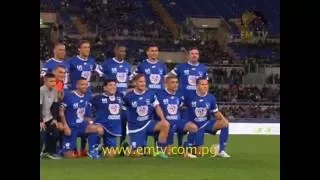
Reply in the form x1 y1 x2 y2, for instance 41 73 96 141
101 146 219 156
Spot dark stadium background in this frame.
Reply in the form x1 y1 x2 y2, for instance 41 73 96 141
40 0 282 179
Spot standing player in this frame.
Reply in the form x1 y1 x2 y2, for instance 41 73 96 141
101 45 131 95
67 40 103 91
131 44 167 93
156 75 198 158
91 79 124 158
184 78 230 158
41 42 68 89
167 47 209 146
124 74 170 158
168 47 208 93
41 42 68 76
59 78 104 159
101 45 131 146
67 40 103 155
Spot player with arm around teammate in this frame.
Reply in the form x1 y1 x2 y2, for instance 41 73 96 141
123 74 170 158
59 78 104 159
184 78 231 158
91 79 125 158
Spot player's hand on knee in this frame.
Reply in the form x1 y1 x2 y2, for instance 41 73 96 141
63 125 71 136
56 122 64 131
51 119 58 127
222 119 229 127
160 119 170 130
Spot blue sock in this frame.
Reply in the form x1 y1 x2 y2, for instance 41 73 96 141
156 142 166 152
88 133 100 151
187 132 196 146
219 127 229 152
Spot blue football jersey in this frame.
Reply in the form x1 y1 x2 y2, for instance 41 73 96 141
101 58 131 95
123 90 159 130
91 93 124 136
132 59 167 92
170 62 208 93
41 58 69 76
156 89 184 121
184 91 218 127
67 56 103 90
61 91 92 127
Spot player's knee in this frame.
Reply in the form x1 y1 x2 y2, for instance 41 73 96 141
189 124 198 133
160 121 170 130
223 120 229 128
96 126 104 136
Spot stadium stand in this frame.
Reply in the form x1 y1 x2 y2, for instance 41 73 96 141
40 0 280 123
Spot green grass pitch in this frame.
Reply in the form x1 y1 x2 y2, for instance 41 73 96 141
41 135 279 180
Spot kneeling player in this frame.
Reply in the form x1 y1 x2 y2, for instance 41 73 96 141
91 79 124 158
124 74 170 158
59 78 104 159
184 78 230 158
157 76 198 158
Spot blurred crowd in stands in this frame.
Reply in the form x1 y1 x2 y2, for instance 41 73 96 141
211 85 280 102
220 105 280 120
40 0 280 121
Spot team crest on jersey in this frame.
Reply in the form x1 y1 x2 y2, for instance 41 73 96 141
73 103 79 109
109 104 120 115
76 108 85 120
81 71 91 80
146 99 150 104
116 72 127 83
163 99 168 105
159 69 163 75
90 65 93 70
102 98 108 104
132 101 137 108
199 72 203 76
145 68 151 74
77 65 83 71
195 107 207 118
188 75 198 85
150 74 161 84
112 68 117 74
167 104 178 115
137 105 148 116
184 70 190 75
205 103 210 109
191 101 197 107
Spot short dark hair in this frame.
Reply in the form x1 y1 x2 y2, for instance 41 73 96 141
78 40 90 48
188 47 199 52
77 77 88 83
53 65 66 71
196 77 208 85
44 73 55 79
54 42 65 48
104 79 117 86
146 43 158 51
132 74 145 82
115 44 126 50
165 75 178 82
